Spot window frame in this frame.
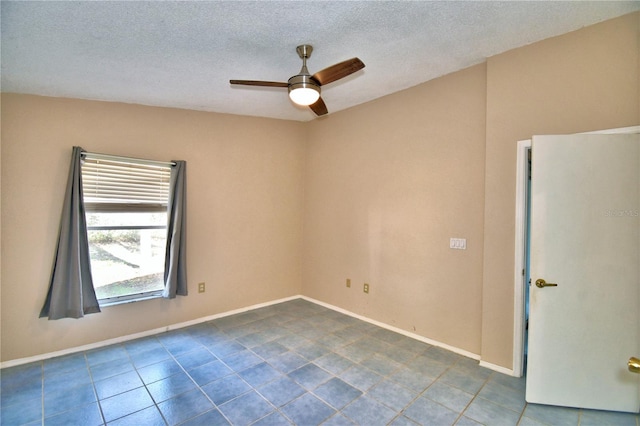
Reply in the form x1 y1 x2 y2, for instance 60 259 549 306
81 153 172 306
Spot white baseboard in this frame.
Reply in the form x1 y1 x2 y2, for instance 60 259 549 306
479 360 515 376
2 294 514 377
0 295 300 369
300 296 481 361
301 297 517 376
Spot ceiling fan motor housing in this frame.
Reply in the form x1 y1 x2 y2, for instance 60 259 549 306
288 74 320 105
288 74 320 92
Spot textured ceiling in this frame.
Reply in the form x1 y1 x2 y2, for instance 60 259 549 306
2 1 639 122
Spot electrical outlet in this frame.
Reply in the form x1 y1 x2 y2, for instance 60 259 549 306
198 282 205 293
346 278 351 288
449 238 467 250
363 283 369 294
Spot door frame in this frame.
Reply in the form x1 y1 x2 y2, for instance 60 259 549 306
512 125 640 378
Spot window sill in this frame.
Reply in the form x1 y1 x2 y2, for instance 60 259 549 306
98 292 163 307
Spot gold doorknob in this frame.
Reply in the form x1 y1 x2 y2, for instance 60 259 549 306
535 279 558 288
628 357 640 373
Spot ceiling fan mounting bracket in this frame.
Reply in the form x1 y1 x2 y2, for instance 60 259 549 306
296 45 313 60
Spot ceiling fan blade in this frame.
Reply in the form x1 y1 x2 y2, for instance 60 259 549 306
309 97 328 116
230 80 288 88
311 58 365 86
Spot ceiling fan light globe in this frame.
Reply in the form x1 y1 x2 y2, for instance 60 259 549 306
288 74 320 106
289 87 320 106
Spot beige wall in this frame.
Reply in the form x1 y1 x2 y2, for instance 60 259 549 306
302 13 638 368
481 12 639 368
302 64 487 355
1 12 638 367
1 95 306 361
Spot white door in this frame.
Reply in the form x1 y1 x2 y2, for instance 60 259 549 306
526 133 640 413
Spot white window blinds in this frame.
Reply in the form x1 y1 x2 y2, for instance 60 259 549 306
81 154 172 212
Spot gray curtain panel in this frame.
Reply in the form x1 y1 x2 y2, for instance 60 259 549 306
40 146 101 319
163 160 187 298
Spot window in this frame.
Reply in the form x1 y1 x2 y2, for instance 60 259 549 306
82 154 172 305
41 147 185 320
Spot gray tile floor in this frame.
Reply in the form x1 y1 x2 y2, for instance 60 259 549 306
1 299 639 425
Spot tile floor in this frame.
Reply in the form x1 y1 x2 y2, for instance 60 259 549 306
1 299 639 425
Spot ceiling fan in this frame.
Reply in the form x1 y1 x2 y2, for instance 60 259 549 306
230 45 365 117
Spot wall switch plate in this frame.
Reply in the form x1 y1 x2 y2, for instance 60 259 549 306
198 282 205 293
449 238 467 250
363 283 369 293
346 278 351 288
